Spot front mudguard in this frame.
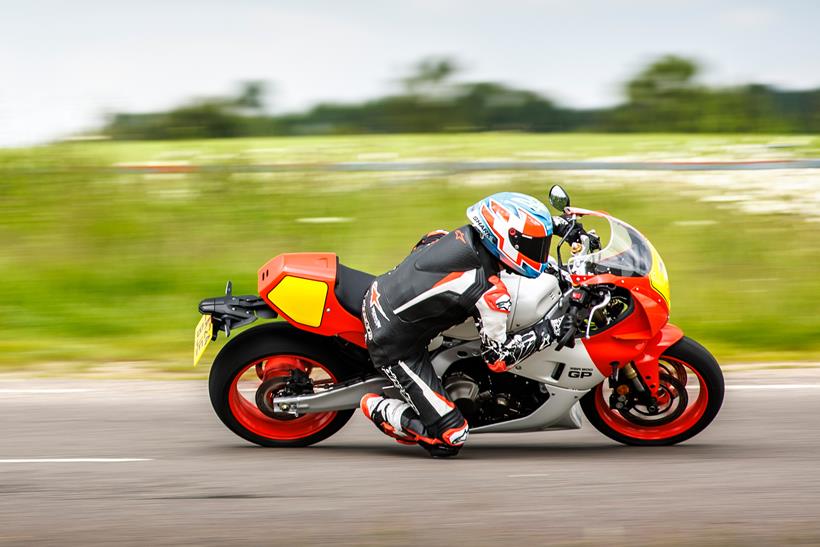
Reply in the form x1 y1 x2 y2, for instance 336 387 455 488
632 324 684 396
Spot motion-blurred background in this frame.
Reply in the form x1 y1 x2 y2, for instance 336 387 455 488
1 0 818 375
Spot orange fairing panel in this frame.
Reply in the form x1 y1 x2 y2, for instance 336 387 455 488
633 323 685 397
258 253 367 347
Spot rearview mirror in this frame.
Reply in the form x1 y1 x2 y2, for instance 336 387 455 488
548 185 570 211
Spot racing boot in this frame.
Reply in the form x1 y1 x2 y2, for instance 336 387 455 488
419 441 461 458
360 394 419 445
418 415 469 458
361 394 470 457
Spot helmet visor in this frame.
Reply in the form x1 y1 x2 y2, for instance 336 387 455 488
510 231 551 264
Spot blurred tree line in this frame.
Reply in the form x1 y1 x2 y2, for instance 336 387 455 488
104 55 820 139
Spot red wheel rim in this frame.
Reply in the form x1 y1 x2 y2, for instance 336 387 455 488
228 355 338 441
594 358 710 441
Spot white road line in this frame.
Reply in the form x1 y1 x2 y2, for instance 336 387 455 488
0 458 152 463
727 384 820 390
507 473 550 478
295 216 353 224
0 389 94 394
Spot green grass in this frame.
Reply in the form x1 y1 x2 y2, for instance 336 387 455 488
1 133 818 375
3 133 819 166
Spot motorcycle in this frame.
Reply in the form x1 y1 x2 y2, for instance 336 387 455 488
195 185 724 448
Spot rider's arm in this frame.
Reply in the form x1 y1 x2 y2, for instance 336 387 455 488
474 275 555 373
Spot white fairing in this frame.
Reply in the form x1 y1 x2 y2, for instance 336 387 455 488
439 271 562 339
502 271 562 330
432 270 606 434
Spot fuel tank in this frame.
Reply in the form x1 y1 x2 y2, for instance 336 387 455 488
441 271 562 340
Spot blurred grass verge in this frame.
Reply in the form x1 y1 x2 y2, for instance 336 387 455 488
1 133 818 377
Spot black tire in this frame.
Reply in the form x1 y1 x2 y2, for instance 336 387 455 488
208 322 359 447
580 336 724 446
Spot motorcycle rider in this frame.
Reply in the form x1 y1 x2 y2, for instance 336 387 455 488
360 192 582 458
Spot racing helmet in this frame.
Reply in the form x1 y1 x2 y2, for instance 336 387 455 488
466 192 554 278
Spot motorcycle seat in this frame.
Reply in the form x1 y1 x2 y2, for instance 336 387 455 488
335 262 376 317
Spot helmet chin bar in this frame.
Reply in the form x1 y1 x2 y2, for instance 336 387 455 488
466 191 554 279
498 255 543 279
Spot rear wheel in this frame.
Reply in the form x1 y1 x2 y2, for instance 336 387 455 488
581 336 724 446
209 323 358 447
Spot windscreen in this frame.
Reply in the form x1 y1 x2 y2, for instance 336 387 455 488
568 216 654 278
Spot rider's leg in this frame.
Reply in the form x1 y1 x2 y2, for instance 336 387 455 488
362 351 469 455
360 394 424 445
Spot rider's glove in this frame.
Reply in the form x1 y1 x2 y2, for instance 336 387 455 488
534 316 558 350
557 313 577 349
555 287 590 351
564 221 587 245
483 315 557 373
554 216 586 245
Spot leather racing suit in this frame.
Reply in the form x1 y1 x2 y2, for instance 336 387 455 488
361 223 568 452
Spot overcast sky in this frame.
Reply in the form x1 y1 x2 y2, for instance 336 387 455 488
1 0 818 146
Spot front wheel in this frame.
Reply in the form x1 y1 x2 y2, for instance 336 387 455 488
209 323 358 447
580 336 724 446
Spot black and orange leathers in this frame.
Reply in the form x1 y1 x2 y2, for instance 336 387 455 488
361 225 556 448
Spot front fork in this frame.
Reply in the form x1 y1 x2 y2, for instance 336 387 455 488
608 324 684 413
609 361 661 414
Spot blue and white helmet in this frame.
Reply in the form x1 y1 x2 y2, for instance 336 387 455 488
466 192 554 278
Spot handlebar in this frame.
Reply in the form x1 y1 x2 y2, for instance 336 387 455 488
553 285 612 351
554 216 601 278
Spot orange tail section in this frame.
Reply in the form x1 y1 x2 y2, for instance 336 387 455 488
258 253 367 347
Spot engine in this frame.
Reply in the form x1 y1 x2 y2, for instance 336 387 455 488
442 361 549 427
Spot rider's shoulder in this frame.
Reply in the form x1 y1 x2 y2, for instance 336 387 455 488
412 225 484 271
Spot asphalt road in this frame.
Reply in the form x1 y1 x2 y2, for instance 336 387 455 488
1 368 820 546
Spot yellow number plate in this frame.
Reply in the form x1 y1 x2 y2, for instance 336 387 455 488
194 314 213 366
